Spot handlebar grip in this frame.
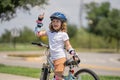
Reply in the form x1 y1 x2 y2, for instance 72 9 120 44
31 42 42 46
64 55 80 66
31 42 49 48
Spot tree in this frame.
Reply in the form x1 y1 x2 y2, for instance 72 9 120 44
0 0 49 21
67 24 77 38
18 26 36 43
0 29 11 42
96 18 111 38
85 2 110 35
96 9 120 52
0 26 36 43
108 9 120 52
85 2 120 52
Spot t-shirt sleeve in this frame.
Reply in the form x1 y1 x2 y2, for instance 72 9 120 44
62 32 69 41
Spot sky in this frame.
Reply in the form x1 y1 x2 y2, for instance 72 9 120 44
0 0 120 36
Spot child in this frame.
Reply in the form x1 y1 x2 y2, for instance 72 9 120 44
35 12 76 80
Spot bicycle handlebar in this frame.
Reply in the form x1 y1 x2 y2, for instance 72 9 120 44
32 42 49 48
65 55 80 66
32 42 80 66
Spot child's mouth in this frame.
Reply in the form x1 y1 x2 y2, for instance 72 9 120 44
53 25 58 28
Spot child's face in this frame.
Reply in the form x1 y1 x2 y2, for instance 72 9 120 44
51 19 62 31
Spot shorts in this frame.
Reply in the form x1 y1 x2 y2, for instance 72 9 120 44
53 57 66 73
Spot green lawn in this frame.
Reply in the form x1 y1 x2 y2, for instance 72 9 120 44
0 64 120 80
0 43 119 53
0 64 40 78
0 43 43 51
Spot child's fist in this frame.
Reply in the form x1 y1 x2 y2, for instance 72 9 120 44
38 13 45 21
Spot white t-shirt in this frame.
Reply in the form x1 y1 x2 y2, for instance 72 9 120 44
47 31 69 60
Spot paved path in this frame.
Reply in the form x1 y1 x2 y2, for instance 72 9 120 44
0 51 120 80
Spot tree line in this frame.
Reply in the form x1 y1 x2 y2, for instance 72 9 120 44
84 2 120 52
0 1 120 52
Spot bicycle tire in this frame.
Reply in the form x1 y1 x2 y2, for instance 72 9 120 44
40 67 49 80
74 68 99 80
43 67 49 80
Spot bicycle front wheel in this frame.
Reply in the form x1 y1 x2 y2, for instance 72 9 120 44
74 68 99 80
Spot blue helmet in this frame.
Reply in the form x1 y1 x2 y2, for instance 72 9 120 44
50 12 67 22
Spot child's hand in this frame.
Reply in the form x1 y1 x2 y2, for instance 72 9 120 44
36 13 44 27
73 54 80 64
38 13 45 21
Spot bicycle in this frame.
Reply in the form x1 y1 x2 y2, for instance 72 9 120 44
32 42 99 80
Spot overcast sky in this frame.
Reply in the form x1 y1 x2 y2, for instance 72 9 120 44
0 0 120 36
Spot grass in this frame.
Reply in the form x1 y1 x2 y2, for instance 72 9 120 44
99 75 120 80
0 43 119 53
0 64 120 80
0 43 43 51
0 64 40 78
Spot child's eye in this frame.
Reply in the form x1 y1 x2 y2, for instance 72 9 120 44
52 21 55 23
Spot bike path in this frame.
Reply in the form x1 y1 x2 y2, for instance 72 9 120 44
0 51 120 78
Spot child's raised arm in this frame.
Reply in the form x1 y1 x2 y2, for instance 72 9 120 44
34 13 47 37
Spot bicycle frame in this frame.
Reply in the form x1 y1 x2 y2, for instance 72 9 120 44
32 42 99 80
43 46 78 80
45 48 54 71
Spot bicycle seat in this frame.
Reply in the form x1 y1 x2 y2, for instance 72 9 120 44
64 58 80 66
